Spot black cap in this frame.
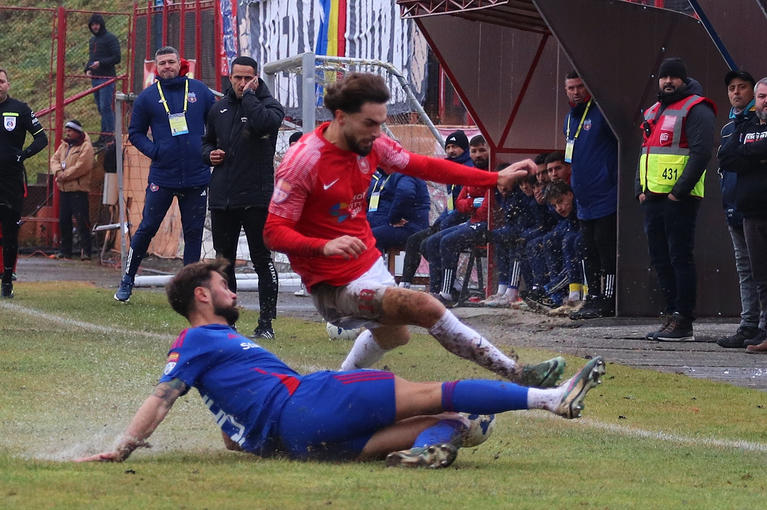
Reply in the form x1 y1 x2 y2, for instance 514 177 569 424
444 130 469 152
288 132 302 145
725 70 756 88
658 58 688 83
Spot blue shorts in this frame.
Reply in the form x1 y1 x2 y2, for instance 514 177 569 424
277 370 396 461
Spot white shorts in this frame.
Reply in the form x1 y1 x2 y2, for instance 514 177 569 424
311 257 395 329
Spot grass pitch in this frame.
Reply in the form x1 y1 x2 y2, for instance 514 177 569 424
2 282 767 509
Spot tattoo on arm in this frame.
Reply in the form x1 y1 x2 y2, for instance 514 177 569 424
152 379 187 403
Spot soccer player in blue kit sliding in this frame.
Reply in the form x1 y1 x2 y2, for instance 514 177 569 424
77 260 605 468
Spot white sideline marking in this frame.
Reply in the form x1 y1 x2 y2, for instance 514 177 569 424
0 301 173 341
5 301 767 454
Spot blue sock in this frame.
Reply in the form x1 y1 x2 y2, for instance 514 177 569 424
442 380 529 414
413 419 465 448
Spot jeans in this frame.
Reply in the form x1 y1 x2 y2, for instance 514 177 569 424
728 223 762 329
743 217 767 331
211 206 278 321
642 197 701 320
579 213 617 297
59 191 91 257
92 78 116 136
126 184 208 278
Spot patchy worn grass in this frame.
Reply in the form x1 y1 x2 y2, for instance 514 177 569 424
1 282 767 509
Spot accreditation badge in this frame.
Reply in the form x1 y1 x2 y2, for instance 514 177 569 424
447 194 454 212
368 192 380 212
564 139 574 163
168 113 189 136
4 115 16 131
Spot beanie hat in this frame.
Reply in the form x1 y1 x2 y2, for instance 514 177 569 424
658 58 688 83
444 130 469 152
65 120 83 133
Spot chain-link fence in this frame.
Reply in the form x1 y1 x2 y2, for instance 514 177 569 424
0 6 130 254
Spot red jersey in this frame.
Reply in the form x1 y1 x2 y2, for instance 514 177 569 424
265 123 499 289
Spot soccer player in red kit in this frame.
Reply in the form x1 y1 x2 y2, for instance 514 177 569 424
264 73 564 387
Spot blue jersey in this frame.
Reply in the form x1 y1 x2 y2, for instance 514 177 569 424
159 324 300 456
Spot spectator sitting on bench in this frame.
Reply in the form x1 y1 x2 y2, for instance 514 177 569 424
398 131 473 289
424 135 493 306
367 167 430 254
522 178 561 307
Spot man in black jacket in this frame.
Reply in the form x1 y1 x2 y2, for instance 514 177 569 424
718 76 767 353
0 68 48 298
202 56 285 339
85 13 121 145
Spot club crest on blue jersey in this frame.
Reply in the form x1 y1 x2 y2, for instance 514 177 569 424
150 183 160 192
163 362 177 375
583 118 592 131
187 92 197 103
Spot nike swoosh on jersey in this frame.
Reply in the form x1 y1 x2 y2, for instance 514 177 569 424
323 179 340 190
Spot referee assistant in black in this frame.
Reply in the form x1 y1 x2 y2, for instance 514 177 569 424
0 68 48 298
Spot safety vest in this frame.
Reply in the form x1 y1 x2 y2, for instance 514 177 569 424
639 94 715 198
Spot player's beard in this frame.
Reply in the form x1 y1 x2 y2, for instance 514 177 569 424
214 302 240 326
345 132 373 157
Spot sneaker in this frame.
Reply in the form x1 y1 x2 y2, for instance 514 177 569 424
509 298 529 311
645 314 674 340
744 328 767 347
556 356 605 419
717 326 765 348
294 286 308 297
81 253 91 261
432 292 455 309
549 299 583 317
1 282 13 299
252 322 275 340
570 296 615 320
655 313 694 342
56 252 72 259
483 294 512 308
385 443 458 469
516 356 567 388
114 275 134 302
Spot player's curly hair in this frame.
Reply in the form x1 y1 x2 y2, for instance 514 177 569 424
324 72 390 116
544 179 573 202
166 259 229 319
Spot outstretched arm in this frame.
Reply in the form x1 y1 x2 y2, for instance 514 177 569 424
75 378 187 462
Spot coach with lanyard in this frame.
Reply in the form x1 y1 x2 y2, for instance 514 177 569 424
116 46 216 302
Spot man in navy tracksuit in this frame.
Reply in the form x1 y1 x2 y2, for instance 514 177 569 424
115 46 216 302
202 56 284 339
561 71 618 320
367 168 430 253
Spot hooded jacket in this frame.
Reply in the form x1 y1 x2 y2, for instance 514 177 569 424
128 63 217 188
366 169 430 231
50 133 94 193
634 78 716 200
85 14 121 78
201 79 285 209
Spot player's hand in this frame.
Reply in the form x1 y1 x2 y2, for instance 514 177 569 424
391 219 408 227
75 451 123 463
638 193 646 204
85 70 92 77
90 61 100 70
209 149 226 165
667 193 680 202
323 236 367 259
496 159 535 189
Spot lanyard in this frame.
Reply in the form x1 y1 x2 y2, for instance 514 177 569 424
156 79 188 116
373 173 392 194
566 98 592 140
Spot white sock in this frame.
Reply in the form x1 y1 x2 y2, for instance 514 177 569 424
427 310 517 379
527 386 565 412
340 329 389 370
497 284 509 296
504 287 518 301
399 281 411 289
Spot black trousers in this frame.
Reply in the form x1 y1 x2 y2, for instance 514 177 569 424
0 205 20 283
210 206 278 322
579 212 616 298
59 191 92 257
743 216 767 327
